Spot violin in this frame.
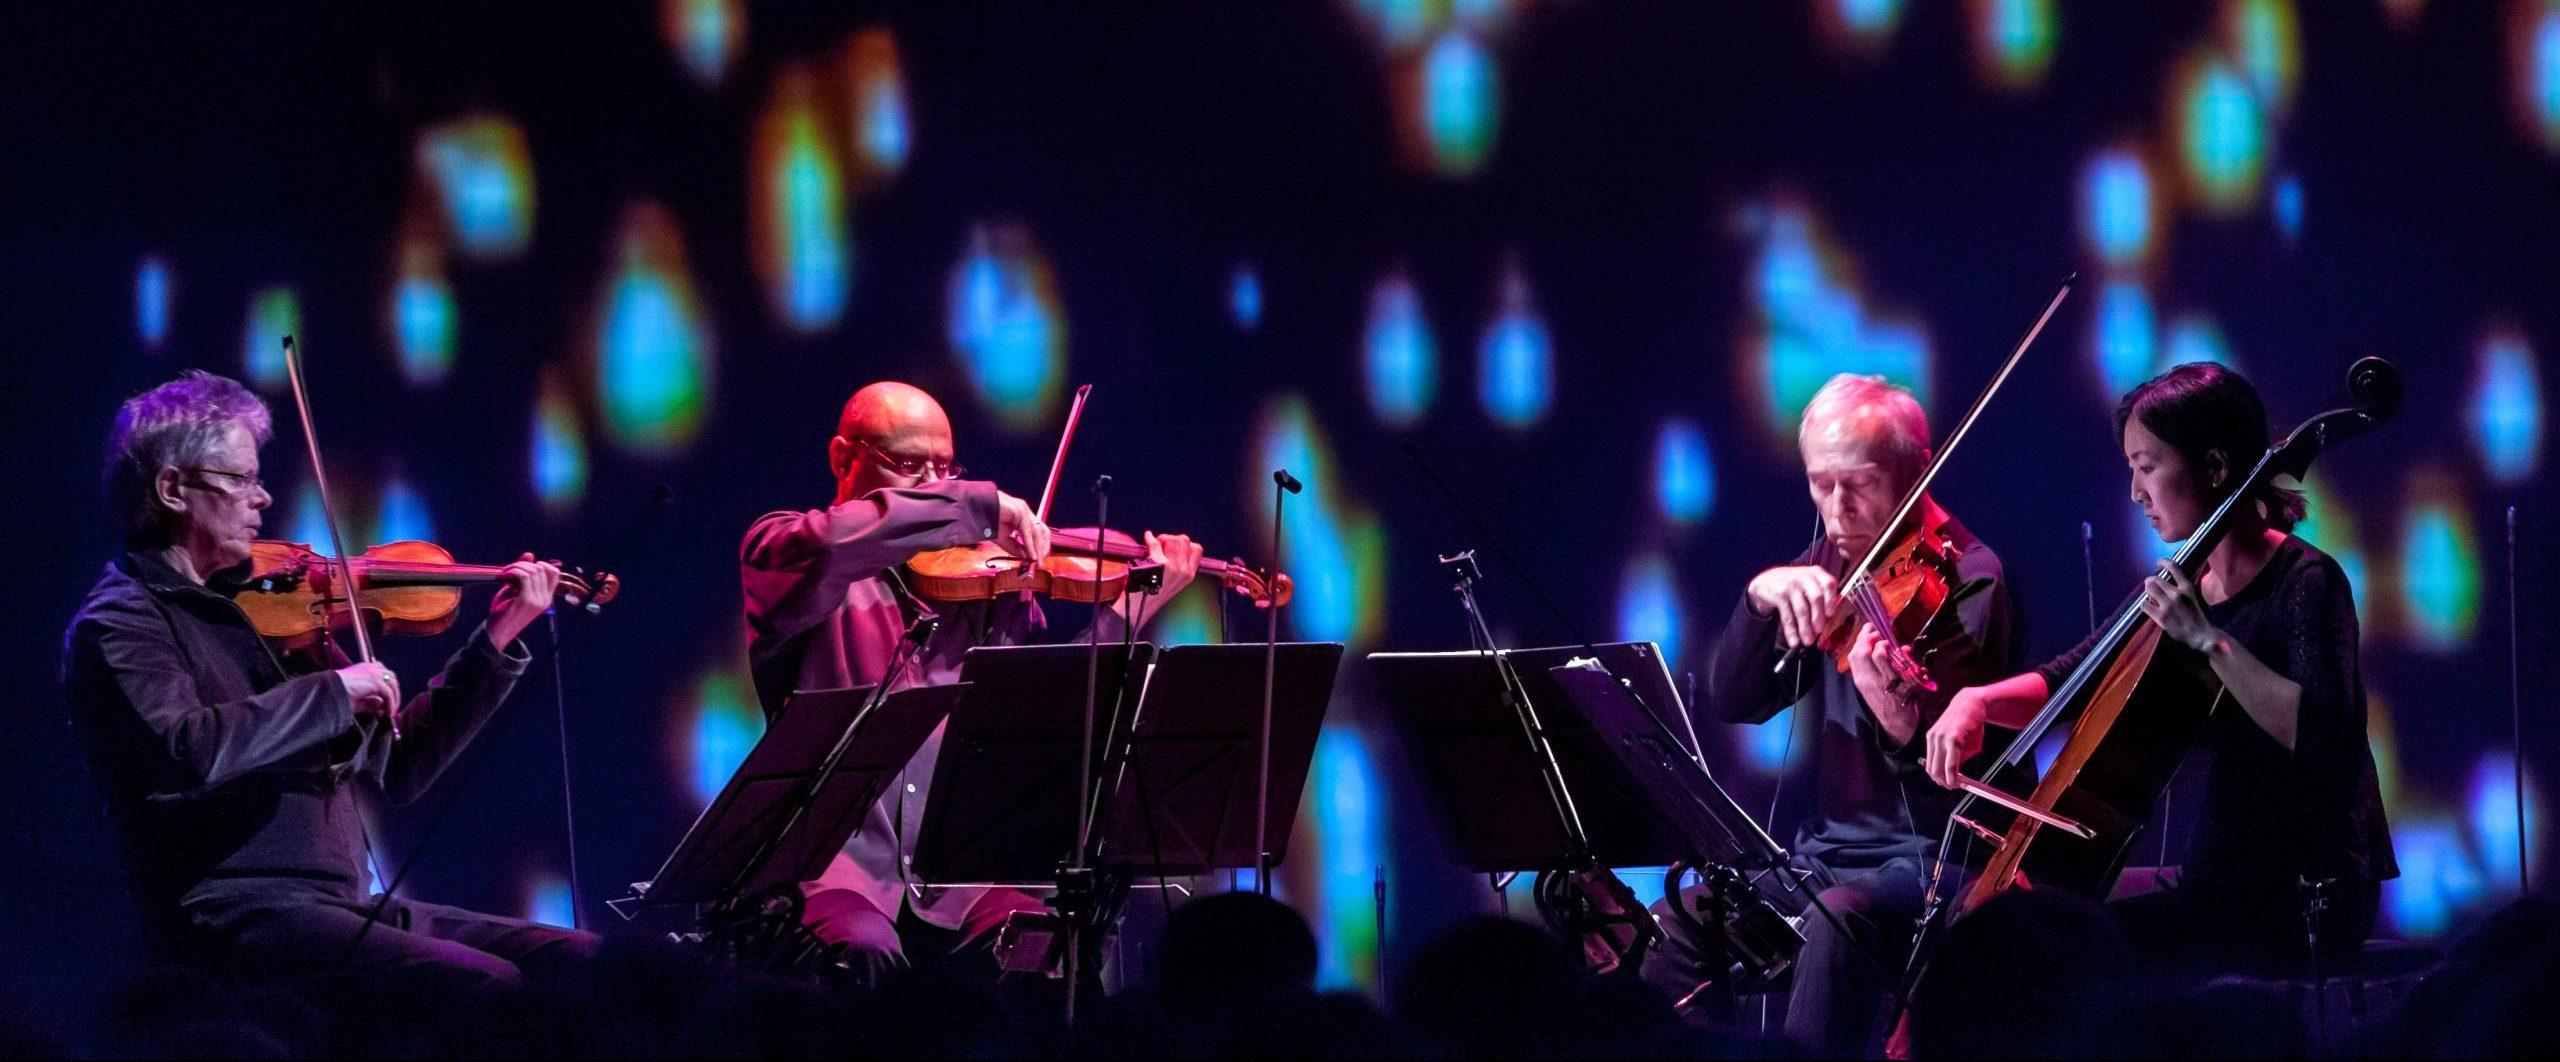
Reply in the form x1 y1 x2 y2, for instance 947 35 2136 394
903 384 1292 608
907 527 1292 606
1807 512 1963 693
1783 276 2081 692
235 539 622 651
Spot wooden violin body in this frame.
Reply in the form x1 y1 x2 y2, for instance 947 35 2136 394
1813 520 1963 682
905 540 1130 604
907 527 1293 608
236 539 621 650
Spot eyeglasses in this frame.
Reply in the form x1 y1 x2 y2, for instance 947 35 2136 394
859 441 964 481
184 467 266 494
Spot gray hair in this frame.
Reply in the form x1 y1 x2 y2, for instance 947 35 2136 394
1798 373 1931 481
105 370 272 536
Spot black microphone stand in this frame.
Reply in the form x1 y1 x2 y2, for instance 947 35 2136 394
1256 468 1299 895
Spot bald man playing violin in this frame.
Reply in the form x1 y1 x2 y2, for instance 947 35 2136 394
62 371 594 991
740 380 1203 975
1640 374 2021 1057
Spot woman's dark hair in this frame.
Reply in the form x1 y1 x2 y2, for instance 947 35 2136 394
2115 362 2305 530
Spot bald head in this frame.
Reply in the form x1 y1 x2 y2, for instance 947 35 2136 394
838 381 951 445
830 381 958 502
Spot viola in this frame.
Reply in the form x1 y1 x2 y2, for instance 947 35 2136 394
235 539 621 651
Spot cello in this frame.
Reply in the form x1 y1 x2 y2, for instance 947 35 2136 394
1922 358 2402 942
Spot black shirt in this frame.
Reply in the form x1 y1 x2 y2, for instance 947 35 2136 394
2035 536 2397 896
1697 516 2023 873
60 551 529 932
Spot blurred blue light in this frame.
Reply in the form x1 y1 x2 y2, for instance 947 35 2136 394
593 203 713 455
1975 0 2057 89
1421 31 1498 177
1309 727 1386 993
2398 497 2482 652
285 488 331 550
525 876 576 928
689 672 763 809
2162 315 2235 371
2178 56 2269 212
1253 398 1388 648
1231 263 1263 331
1839 0 1905 36
1351 0 1436 52
2384 817 2486 937
2469 751 2540 891
2228 0 2302 115
241 287 299 391
1616 553 1686 669
600 272 709 450
665 0 742 87
532 372 588 517
1654 419 1715 525
1363 271 1437 427
1740 706 1799 775
946 224 1065 429
1744 202 1933 438
1477 264 1551 429
417 116 535 261
393 274 456 388
136 257 170 350
2469 333 2543 485
847 29 911 174
375 477 434 544
2082 149 2153 266
2272 173 2305 244
2093 281 2157 399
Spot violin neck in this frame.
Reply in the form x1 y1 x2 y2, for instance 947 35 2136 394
351 561 508 588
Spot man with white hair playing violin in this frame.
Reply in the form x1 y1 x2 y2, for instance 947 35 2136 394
62 370 592 989
1642 373 2022 1056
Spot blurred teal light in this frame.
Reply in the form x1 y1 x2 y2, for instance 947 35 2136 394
1654 420 1715 525
1363 271 1437 427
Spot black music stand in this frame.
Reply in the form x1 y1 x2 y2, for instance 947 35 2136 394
1546 660 1804 996
1369 643 1693 872
911 641 1342 883
909 644 1156 887
618 683 960 912
909 641 1341 989
1094 642 1344 874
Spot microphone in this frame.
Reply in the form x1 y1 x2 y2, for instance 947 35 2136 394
1092 474 1112 496
1273 468 1302 494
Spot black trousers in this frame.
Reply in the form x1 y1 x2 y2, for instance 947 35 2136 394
2109 875 2380 981
1642 855 1926 1057
184 879 600 992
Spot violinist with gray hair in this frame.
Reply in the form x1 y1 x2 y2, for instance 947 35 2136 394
61 370 593 989
1643 374 2022 1056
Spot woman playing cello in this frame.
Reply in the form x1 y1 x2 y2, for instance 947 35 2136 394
1925 362 2397 976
